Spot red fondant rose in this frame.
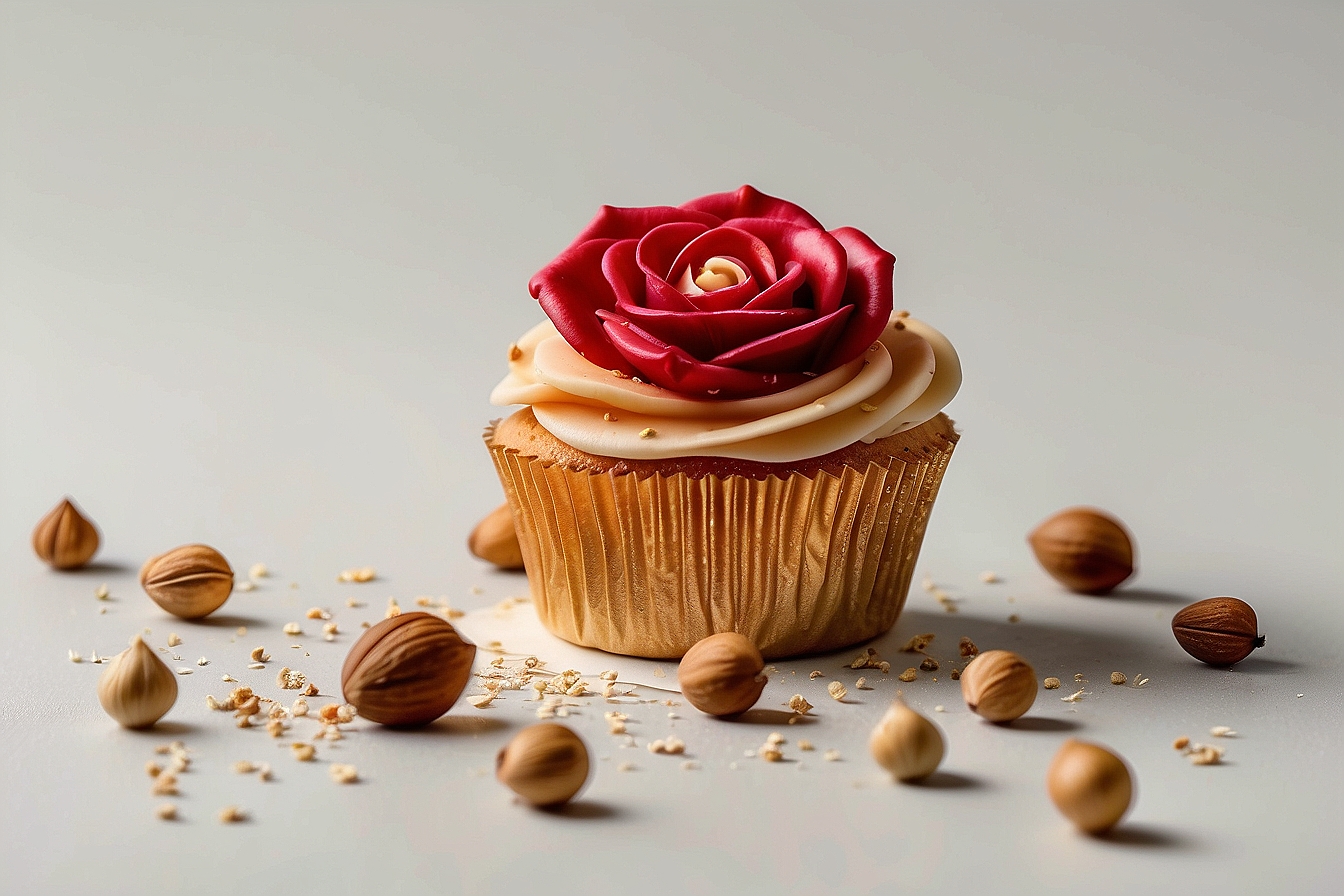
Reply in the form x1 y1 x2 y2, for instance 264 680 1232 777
529 186 894 399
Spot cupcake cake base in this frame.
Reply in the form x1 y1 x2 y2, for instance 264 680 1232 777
486 408 959 660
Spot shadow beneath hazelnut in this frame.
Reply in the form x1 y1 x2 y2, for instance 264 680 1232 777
187 613 269 629
1002 716 1081 733
1227 656 1301 675
123 720 201 737
543 799 622 820
1094 823 1198 850
725 709 814 726
1107 587 1196 606
414 715 511 736
911 770 985 790
58 560 133 575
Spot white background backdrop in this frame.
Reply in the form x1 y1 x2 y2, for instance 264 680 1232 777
2 3 1340 894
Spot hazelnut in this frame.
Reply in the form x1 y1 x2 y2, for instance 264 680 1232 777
869 699 944 782
1171 597 1264 666
677 632 767 716
468 502 525 570
32 497 100 570
97 635 178 728
1028 507 1134 594
140 544 234 619
340 612 476 726
959 649 1037 723
496 723 590 807
1047 739 1133 834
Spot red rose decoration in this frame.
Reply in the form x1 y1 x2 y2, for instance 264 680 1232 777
529 186 895 399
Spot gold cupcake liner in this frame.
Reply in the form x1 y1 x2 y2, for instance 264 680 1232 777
487 421 957 660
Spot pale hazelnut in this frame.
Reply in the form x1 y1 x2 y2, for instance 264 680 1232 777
496 723 589 807
140 544 234 619
677 632 767 717
340 612 476 726
959 649 1037 723
468 502 524 569
1047 739 1133 834
32 497 100 570
1028 507 1135 595
869 699 944 782
98 635 178 728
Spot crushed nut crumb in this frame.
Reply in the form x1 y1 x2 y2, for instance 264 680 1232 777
1210 726 1236 738
900 634 935 652
979 571 1000 583
306 607 331 620
788 694 813 714
277 667 306 690
266 719 285 738
155 803 177 821
1007 614 1020 624
145 761 163 777
337 567 376 583
648 736 685 755
855 677 871 690
95 583 110 600
151 773 178 796
1043 677 1061 690
1173 736 1190 750
958 637 979 658
617 761 636 772
898 668 918 683
1061 688 1088 703
291 743 316 762
68 649 81 663
808 670 822 680
167 633 182 648
250 646 269 663
919 657 939 672
1189 745 1225 766
823 750 841 762
757 745 783 762
638 428 657 439
329 764 359 784
827 681 847 701
218 806 246 824
303 682 319 697
1110 672 1127 685
232 760 256 774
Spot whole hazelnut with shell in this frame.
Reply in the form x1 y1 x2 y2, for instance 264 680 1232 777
677 632 768 716
140 544 234 619
1028 507 1135 595
869 698 944 782
959 649 1037 723
496 723 590 808
32 497 100 570
1047 739 1134 834
341 612 476 726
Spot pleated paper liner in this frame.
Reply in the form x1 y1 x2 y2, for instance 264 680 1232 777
486 412 958 660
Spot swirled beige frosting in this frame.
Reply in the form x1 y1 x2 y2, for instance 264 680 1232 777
490 313 960 463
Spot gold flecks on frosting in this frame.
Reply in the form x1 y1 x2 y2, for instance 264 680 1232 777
639 428 657 439
508 343 523 361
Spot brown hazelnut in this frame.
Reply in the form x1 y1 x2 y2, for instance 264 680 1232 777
468 502 524 569
32 497 100 570
1171 596 1264 666
340 612 476 726
140 544 234 618
1047 739 1133 834
677 632 767 716
1028 507 1135 594
496 723 589 807
97 634 178 728
869 699 944 782
959 649 1037 723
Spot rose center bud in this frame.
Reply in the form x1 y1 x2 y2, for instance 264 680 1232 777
682 256 747 294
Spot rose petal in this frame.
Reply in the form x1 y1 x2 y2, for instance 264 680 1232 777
679 185 824 230
567 204 720 248
599 314 810 398
740 261 806 311
634 222 716 311
710 305 853 372
529 238 631 373
610 303 814 360
667 226 778 289
721 218 847 317
815 226 895 369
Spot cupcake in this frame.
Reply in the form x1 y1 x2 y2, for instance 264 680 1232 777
487 186 961 659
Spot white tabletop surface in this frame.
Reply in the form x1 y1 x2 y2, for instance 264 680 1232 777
2 3 1341 894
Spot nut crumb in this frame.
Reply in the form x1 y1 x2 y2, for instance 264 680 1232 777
808 670 822 680
95 583 110 600
1189 745 1225 766
1110 672 1127 685
329 764 359 784
934 705 945 712
291 698 309 717
167 633 182 648
1210 726 1236 738
855 677 871 690
788 694 813 714
145 761 162 777
766 732 785 746
1061 688 1088 703
303 682 319 697
798 740 814 751
282 623 302 637
1007 614 1020 624
249 563 268 580
900 634 935 653
68 650 81 663
1172 736 1190 750
175 668 193 675
277 667 307 690
337 567 376 583
680 760 699 771
266 718 285 738
919 657 939 672
236 581 256 592
218 806 245 824
617 761 636 772
1043 677 1061 690
197 656 208 666
827 681 847 701
468 693 495 708
639 427 656 439
648 736 685 755
958 637 979 658
385 598 401 619
155 803 177 821
979 571 1000 583
232 761 256 774
250 647 269 663
150 773 178 796
823 749 841 762
757 745 783 762
898 668 917 683
290 743 316 762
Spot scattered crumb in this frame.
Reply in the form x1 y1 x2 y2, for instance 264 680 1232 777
919 657 939 672
1173 736 1190 750
638 427 656 439
1061 688 1088 703
934 705 945 713
282 623 303 637
788 694 813 714
757 745 783 762
1189 745 1225 766
337 567 376 583
236 581 256 592
257 763 272 782
898 668 917 683
150 773 178 796
345 597 363 608
1210 726 1237 738
291 698 309 717
167 633 182 648
291 743 316 762
303 682 319 697
247 662 265 670
155 803 177 821
900 634 935 653
249 563 268 580
68 649 81 663
823 750 841 762
232 761 256 774
1043 677 1061 690
855 677 871 690
322 622 338 641
250 646 269 663
1007 614 1020 624
197 657 208 666
809 670 823 680
680 760 700 771
218 806 246 824
386 598 401 619
175 668 193 675
958 637 979 658
798 740 814 751
468 694 496 708
979 571 1000 583
949 669 960 680
329 764 359 784
305 607 331 620
277 667 307 690
617 761 636 773
1131 674 1150 688
1074 673 1087 682
266 719 285 738
1110 672 1127 685
827 681 847 702
95 583 110 600
145 761 162 777
648 736 685 755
